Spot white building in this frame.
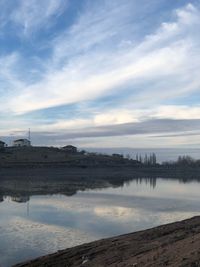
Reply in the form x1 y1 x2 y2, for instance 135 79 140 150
13 139 31 147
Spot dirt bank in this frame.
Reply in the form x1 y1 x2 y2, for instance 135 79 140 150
13 216 200 267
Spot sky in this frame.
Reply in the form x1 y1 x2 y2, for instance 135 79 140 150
0 0 200 148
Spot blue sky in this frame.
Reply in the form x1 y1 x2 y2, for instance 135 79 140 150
0 0 200 148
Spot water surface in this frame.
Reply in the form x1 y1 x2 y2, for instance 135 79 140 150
1 177 200 266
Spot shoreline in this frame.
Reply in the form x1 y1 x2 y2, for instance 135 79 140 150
13 216 200 267
0 166 199 201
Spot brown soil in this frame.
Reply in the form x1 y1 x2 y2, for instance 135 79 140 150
13 216 200 267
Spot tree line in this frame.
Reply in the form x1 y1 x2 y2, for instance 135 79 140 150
135 153 157 165
162 155 200 167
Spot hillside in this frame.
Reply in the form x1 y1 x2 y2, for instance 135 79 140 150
0 146 138 167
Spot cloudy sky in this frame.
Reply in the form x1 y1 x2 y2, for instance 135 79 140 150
0 0 200 148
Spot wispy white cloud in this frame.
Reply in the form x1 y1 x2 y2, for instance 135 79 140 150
39 105 200 132
10 0 68 35
0 1 200 147
4 2 199 115
0 53 26 105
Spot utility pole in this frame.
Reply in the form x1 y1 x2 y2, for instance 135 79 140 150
10 133 14 147
28 128 31 142
27 200 30 217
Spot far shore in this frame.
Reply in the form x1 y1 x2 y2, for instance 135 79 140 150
0 164 200 180
0 166 200 200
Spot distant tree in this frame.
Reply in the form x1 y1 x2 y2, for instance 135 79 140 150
144 154 148 165
163 155 195 166
177 155 194 166
152 153 157 165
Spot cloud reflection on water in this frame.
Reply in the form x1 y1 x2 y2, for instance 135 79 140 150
1 178 200 266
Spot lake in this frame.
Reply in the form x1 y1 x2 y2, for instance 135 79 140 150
1 177 200 266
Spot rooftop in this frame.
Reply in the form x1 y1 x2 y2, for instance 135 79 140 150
14 139 30 142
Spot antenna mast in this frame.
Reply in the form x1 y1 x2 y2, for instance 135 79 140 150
28 128 31 142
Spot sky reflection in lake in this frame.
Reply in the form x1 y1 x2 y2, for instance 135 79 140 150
1 178 200 266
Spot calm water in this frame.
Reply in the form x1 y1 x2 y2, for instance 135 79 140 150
1 178 200 266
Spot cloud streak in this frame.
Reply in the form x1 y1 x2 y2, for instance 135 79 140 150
5 118 200 144
0 1 199 147
10 0 68 35
0 3 198 112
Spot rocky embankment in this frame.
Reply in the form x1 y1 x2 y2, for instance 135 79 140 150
13 216 200 267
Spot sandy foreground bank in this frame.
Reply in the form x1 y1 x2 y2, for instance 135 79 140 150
13 216 200 267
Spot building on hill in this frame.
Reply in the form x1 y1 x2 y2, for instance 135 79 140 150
11 196 30 203
61 145 77 154
13 139 31 147
0 141 5 148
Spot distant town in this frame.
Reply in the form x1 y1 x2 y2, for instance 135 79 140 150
0 138 31 148
0 137 77 151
